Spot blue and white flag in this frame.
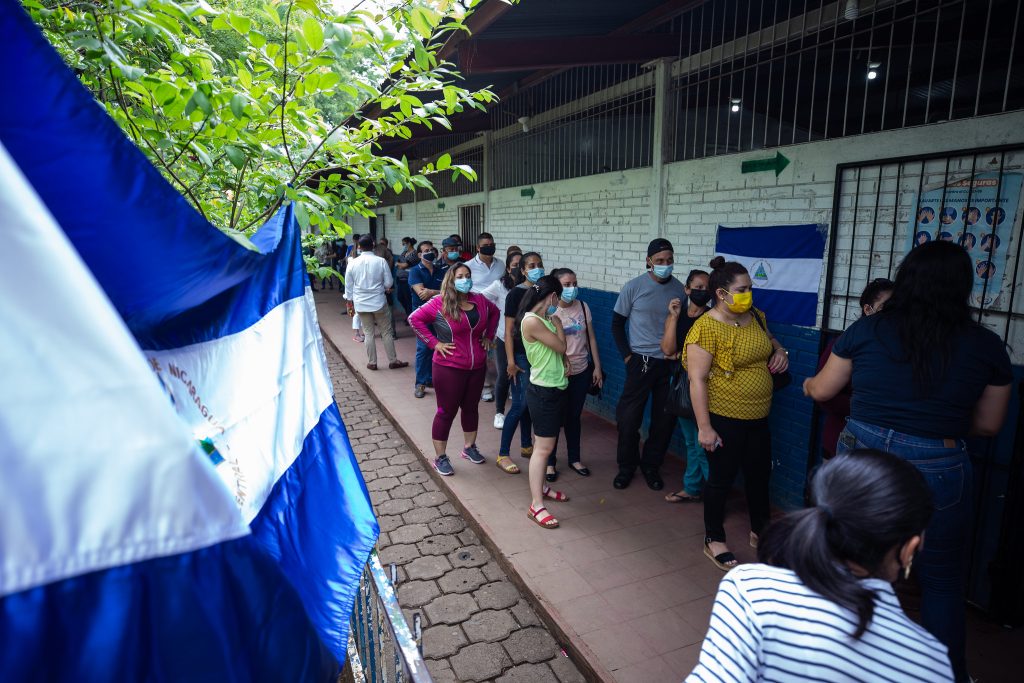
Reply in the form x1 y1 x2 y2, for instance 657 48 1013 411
715 224 827 326
0 2 377 679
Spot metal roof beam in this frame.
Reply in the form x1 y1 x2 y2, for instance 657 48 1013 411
459 35 682 74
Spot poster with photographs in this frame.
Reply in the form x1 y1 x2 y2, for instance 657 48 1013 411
908 171 1022 308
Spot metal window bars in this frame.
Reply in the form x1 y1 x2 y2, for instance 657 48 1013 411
344 552 433 683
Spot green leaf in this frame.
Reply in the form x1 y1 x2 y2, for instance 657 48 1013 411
319 72 339 91
225 145 246 170
155 83 178 106
230 94 246 118
228 13 251 35
189 140 212 167
188 89 212 116
408 7 438 39
436 153 451 171
302 17 324 51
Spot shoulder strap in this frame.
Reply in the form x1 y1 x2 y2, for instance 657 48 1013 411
751 308 767 332
581 302 593 354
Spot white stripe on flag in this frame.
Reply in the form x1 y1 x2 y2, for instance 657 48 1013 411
145 294 334 524
717 252 823 294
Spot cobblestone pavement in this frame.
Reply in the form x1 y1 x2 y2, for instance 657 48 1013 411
325 344 586 683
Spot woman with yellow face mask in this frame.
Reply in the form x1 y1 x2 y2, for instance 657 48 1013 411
683 256 789 571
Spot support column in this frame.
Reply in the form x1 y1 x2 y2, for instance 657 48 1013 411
649 58 673 239
481 131 492 232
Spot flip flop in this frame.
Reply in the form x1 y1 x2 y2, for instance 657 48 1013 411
542 486 569 503
704 538 738 572
527 505 559 529
665 490 702 504
495 455 520 474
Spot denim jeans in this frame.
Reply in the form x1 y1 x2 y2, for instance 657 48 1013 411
838 418 972 683
678 418 709 496
499 353 532 456
414 338 433 387
549 365 593 467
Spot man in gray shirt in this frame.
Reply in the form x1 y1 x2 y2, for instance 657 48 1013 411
611 238 687 491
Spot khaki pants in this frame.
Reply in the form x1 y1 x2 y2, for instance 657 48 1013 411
357 305 397 366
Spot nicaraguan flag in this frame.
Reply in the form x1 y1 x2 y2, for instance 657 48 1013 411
715 224 827 326
0 2 377 679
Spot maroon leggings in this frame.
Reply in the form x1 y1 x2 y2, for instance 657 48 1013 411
431 362 487 442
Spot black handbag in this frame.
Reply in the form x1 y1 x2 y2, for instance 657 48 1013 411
665 363 695 419
752 310 792 391
581 303 603 396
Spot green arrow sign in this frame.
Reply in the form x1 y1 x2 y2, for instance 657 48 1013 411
520 187 535 199
741 151 790 177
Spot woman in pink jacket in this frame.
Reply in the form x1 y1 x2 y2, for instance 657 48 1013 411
409 263 501 476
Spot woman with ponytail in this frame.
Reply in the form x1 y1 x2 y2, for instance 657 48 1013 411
804 241 1012 681
518 275 571 529
687 450 953 682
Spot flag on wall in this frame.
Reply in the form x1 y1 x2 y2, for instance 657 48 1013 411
0 2 377 679
715 224 827 326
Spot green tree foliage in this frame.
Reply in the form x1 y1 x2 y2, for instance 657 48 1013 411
23 0 497 253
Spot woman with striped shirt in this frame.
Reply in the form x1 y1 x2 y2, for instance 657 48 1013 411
687 450 953 682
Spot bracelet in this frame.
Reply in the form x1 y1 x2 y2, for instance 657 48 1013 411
775 347 788 356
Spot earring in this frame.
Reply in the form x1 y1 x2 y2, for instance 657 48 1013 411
903 559 913 581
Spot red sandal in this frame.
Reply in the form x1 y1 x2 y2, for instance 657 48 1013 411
527 505 559 529
542 486 569 503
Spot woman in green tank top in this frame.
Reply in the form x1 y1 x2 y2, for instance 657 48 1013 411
518 276 571 529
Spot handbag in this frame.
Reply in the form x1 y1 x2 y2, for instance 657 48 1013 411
665 363 695 419
752 310 792 391
580 303 603 396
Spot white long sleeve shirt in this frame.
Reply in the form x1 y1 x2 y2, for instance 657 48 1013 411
343 252 393 313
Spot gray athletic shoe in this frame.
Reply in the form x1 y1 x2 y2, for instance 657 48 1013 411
461 445 486 464
433 454 455 476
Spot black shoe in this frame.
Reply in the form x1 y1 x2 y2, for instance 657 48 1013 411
641 469 664 491
414 384 426 399
613 472 632 489
545 467 558 483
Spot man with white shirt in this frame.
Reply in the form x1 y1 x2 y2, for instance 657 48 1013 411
467 232 504 293
344 235 409 371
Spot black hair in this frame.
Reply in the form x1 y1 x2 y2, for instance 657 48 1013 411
550 267 576 280
514 275 562 345
685 269 709 287
500 251 524 290
417 240 434 253
758 449 933 639
881 241 975 389
478 232 494 242
707 255 748 295
859 278 894 309
357 235 374 250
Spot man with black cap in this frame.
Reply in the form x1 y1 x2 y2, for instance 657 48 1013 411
441 236 464 267
611 238 687 490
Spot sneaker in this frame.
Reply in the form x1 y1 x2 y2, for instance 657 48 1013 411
433 454 454 476
493 413 505 429
414 384 426 399
461 445 486 464
481 388 495 402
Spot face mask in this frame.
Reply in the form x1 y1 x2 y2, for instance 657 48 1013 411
422 251 436 262
447 251 461 260
526 267 545 283
688 289 712 307
561 287 578 303
651 264 674 280
454 278 473 294
546 304 559 316
723 290 753 313
479 245 496 256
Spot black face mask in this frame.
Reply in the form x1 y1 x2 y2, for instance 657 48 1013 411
479 245 496 256
689 289 712 307
422 251 437 262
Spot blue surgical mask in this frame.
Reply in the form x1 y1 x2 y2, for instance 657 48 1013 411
652 264 674 279
561 287 578 303
526 267 545 283
546 305 558 316
454 278 473 293
447 251 460 260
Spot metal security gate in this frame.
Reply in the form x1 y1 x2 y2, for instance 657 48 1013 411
820 143 1024 624
458 204 483 253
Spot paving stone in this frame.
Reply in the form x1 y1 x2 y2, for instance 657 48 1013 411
420 479 441 493
495 662 559 683
438 567 487 594
369 489 392 506
422 624 468 659
474 582 521 611
429 516 467 535
390 483 425 499
437 502 458 516
413 491 448 507
417 535 461 556
378 531 390 547
346 429 369 440
481 561 506 582
375 498 414 515
449 544 489 568
377 514 404 532
399 470 431 485
456 528 481 546
425 657 458 683
548 655 586 683
389 451 418 465
510 600 542 628
396 580 441 608
376 464 412 478
365 476 401 492
462 609 517 644
389 523 432 545
424 593 478 625
359 458 391 471
405 554 452 581
450 642 512 682
502 627 559 664
377 543 420 566
402 505 442 525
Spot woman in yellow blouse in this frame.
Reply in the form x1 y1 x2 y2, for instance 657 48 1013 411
684 256 789 571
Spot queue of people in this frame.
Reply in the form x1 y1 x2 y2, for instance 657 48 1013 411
317 232 1012 683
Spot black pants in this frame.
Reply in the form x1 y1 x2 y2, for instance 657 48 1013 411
494 341 511 414
704 413 772 543
615 355 675 474
549 365 594 467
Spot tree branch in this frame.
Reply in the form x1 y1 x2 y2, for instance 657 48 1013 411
280 1 297 175
229 157 249 230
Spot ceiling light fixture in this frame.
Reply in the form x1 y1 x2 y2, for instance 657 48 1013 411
844 0 860 20
730 98 741 113
867 61 881 80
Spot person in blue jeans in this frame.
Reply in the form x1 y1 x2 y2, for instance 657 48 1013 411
499 252 545 463
407 240 448 398
659 268 711 502
804 241 1013 683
